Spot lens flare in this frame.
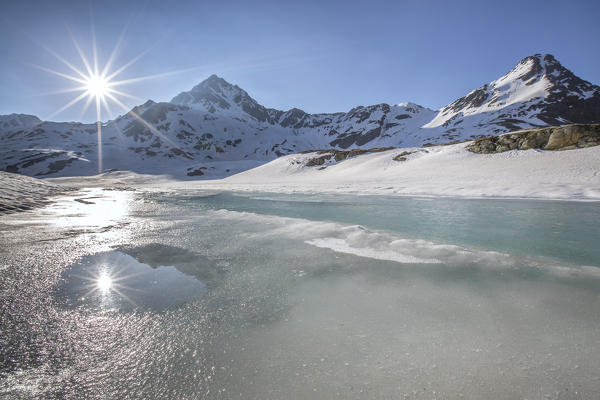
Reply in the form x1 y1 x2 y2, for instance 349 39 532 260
97 273 112 293
30 26 201 175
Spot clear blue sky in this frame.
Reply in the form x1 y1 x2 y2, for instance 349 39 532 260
1 0 599 123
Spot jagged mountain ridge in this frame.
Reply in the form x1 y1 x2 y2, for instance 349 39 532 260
424 54 600 132
1 53 599 178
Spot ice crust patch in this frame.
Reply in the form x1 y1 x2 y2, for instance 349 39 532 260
208 208 600 278
306 237 442 264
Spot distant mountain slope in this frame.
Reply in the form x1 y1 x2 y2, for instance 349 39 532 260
216 127 600 200
1 53 598 178
423 54 600 134
0 114 42 134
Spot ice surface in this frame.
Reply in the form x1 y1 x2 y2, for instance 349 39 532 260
1 188 599 399
0 171 69 214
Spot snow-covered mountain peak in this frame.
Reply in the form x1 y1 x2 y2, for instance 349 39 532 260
492 53 572 90
395 102 432 114
514 53 570 78
424 53 600 129
2 54 599 178
171 74 233 107
397 101 420 108
170 74 275 123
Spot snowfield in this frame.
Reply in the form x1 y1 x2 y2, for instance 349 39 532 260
4 142 599 207
184 143 600 200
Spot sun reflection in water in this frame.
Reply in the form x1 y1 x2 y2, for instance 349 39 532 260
80 265 138 309
41 188 132 230
96 272 112 294
58 250 209 312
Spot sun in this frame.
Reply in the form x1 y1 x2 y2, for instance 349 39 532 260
31 26 204 174
85 74 109 98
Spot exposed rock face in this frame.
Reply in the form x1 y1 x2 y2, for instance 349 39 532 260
393 151 416 161
467 124 600 153
304 147 395 166
536 55 600 125
424 54 600 139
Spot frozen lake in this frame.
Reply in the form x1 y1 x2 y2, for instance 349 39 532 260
1 188 599 399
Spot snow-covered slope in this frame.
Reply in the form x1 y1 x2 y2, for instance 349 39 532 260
0 114 42 134
199 144 600 200
0 171 68 214
423 54 600 135
1 54 599 178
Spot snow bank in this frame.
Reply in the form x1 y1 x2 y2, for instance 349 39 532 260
0 171 69 214
184 143 600 200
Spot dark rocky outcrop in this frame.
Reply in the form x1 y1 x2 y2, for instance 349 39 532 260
35 158 77 176
467 124 600 153
305 154 332 167
535 55 600 125
186 167 205 176
303 147 395 166
279 108 309 128
393 151 415 161
170 147 194 160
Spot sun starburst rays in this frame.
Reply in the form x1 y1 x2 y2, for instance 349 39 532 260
74 265 143 309
33 28 176 174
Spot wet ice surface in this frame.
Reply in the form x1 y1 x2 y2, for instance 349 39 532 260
1 189 600 399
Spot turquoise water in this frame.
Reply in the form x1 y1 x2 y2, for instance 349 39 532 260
175 191 600 266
